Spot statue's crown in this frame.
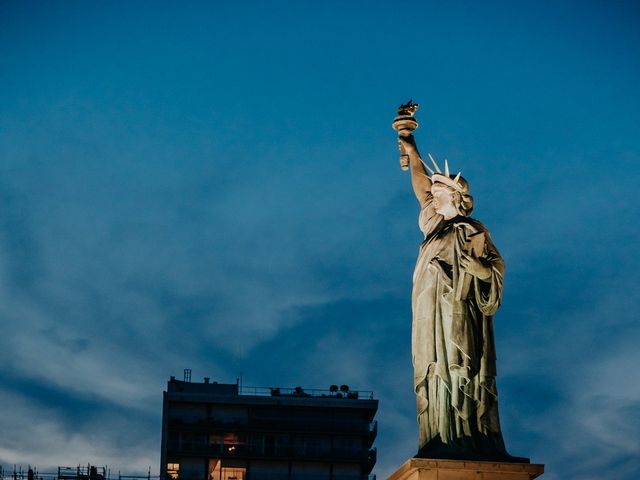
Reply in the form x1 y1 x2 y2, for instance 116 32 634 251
426 154 467 193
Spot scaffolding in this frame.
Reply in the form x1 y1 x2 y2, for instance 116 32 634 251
0 465 158 480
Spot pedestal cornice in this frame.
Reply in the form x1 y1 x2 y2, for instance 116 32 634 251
387 457 544 480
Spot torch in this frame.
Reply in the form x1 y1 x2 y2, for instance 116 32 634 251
392 100 419 171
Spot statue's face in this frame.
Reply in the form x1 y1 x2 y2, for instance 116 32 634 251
432 185 458 219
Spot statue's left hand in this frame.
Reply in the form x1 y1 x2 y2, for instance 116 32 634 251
398 134 417 155
460 252 492 280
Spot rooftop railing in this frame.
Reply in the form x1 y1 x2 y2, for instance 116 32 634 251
239 386 374 400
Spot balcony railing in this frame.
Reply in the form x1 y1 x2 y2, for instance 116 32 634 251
167 441 376 463
168 418 377 435
170 474 375 480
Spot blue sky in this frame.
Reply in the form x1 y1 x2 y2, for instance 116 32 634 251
1 1 639 479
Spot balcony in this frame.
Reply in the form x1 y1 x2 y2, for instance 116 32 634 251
167 441 376 465
168 418 377 437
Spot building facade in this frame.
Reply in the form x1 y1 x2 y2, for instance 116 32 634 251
160 376 378 480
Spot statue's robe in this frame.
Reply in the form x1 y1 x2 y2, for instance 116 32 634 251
412 195 508 459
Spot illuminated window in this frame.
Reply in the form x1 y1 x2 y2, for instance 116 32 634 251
221 468 245 480
209 433 244 452
167 463 179 480
209 460 245 480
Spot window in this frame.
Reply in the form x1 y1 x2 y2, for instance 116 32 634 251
209 460 245 480
166 463 179 480
220 468 245 480
209 433 244 453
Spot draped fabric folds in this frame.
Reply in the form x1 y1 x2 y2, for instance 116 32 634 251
412 197 509 459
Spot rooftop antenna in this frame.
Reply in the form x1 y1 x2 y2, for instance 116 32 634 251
183 368 192 382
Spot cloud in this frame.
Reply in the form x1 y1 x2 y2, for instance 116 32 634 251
0 125 417 471
0 387 158 472
495 258 640 478
1 140 638 478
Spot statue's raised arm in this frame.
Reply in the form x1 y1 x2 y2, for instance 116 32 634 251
391 101 434 208
399 134 432 207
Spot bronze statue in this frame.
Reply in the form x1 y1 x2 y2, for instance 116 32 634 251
395 103 525 462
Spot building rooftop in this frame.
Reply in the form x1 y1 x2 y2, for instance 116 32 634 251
167 375 375 401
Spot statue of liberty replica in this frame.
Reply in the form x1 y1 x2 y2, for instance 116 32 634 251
393 101 530 464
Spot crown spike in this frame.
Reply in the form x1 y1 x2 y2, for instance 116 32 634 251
444 159 450 177
453 171 461 184
428 153 442 173
417 156 435 175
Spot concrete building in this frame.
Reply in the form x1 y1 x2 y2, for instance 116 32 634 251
160 374 378 480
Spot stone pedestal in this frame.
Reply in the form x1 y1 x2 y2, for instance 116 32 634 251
387 458 544 480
